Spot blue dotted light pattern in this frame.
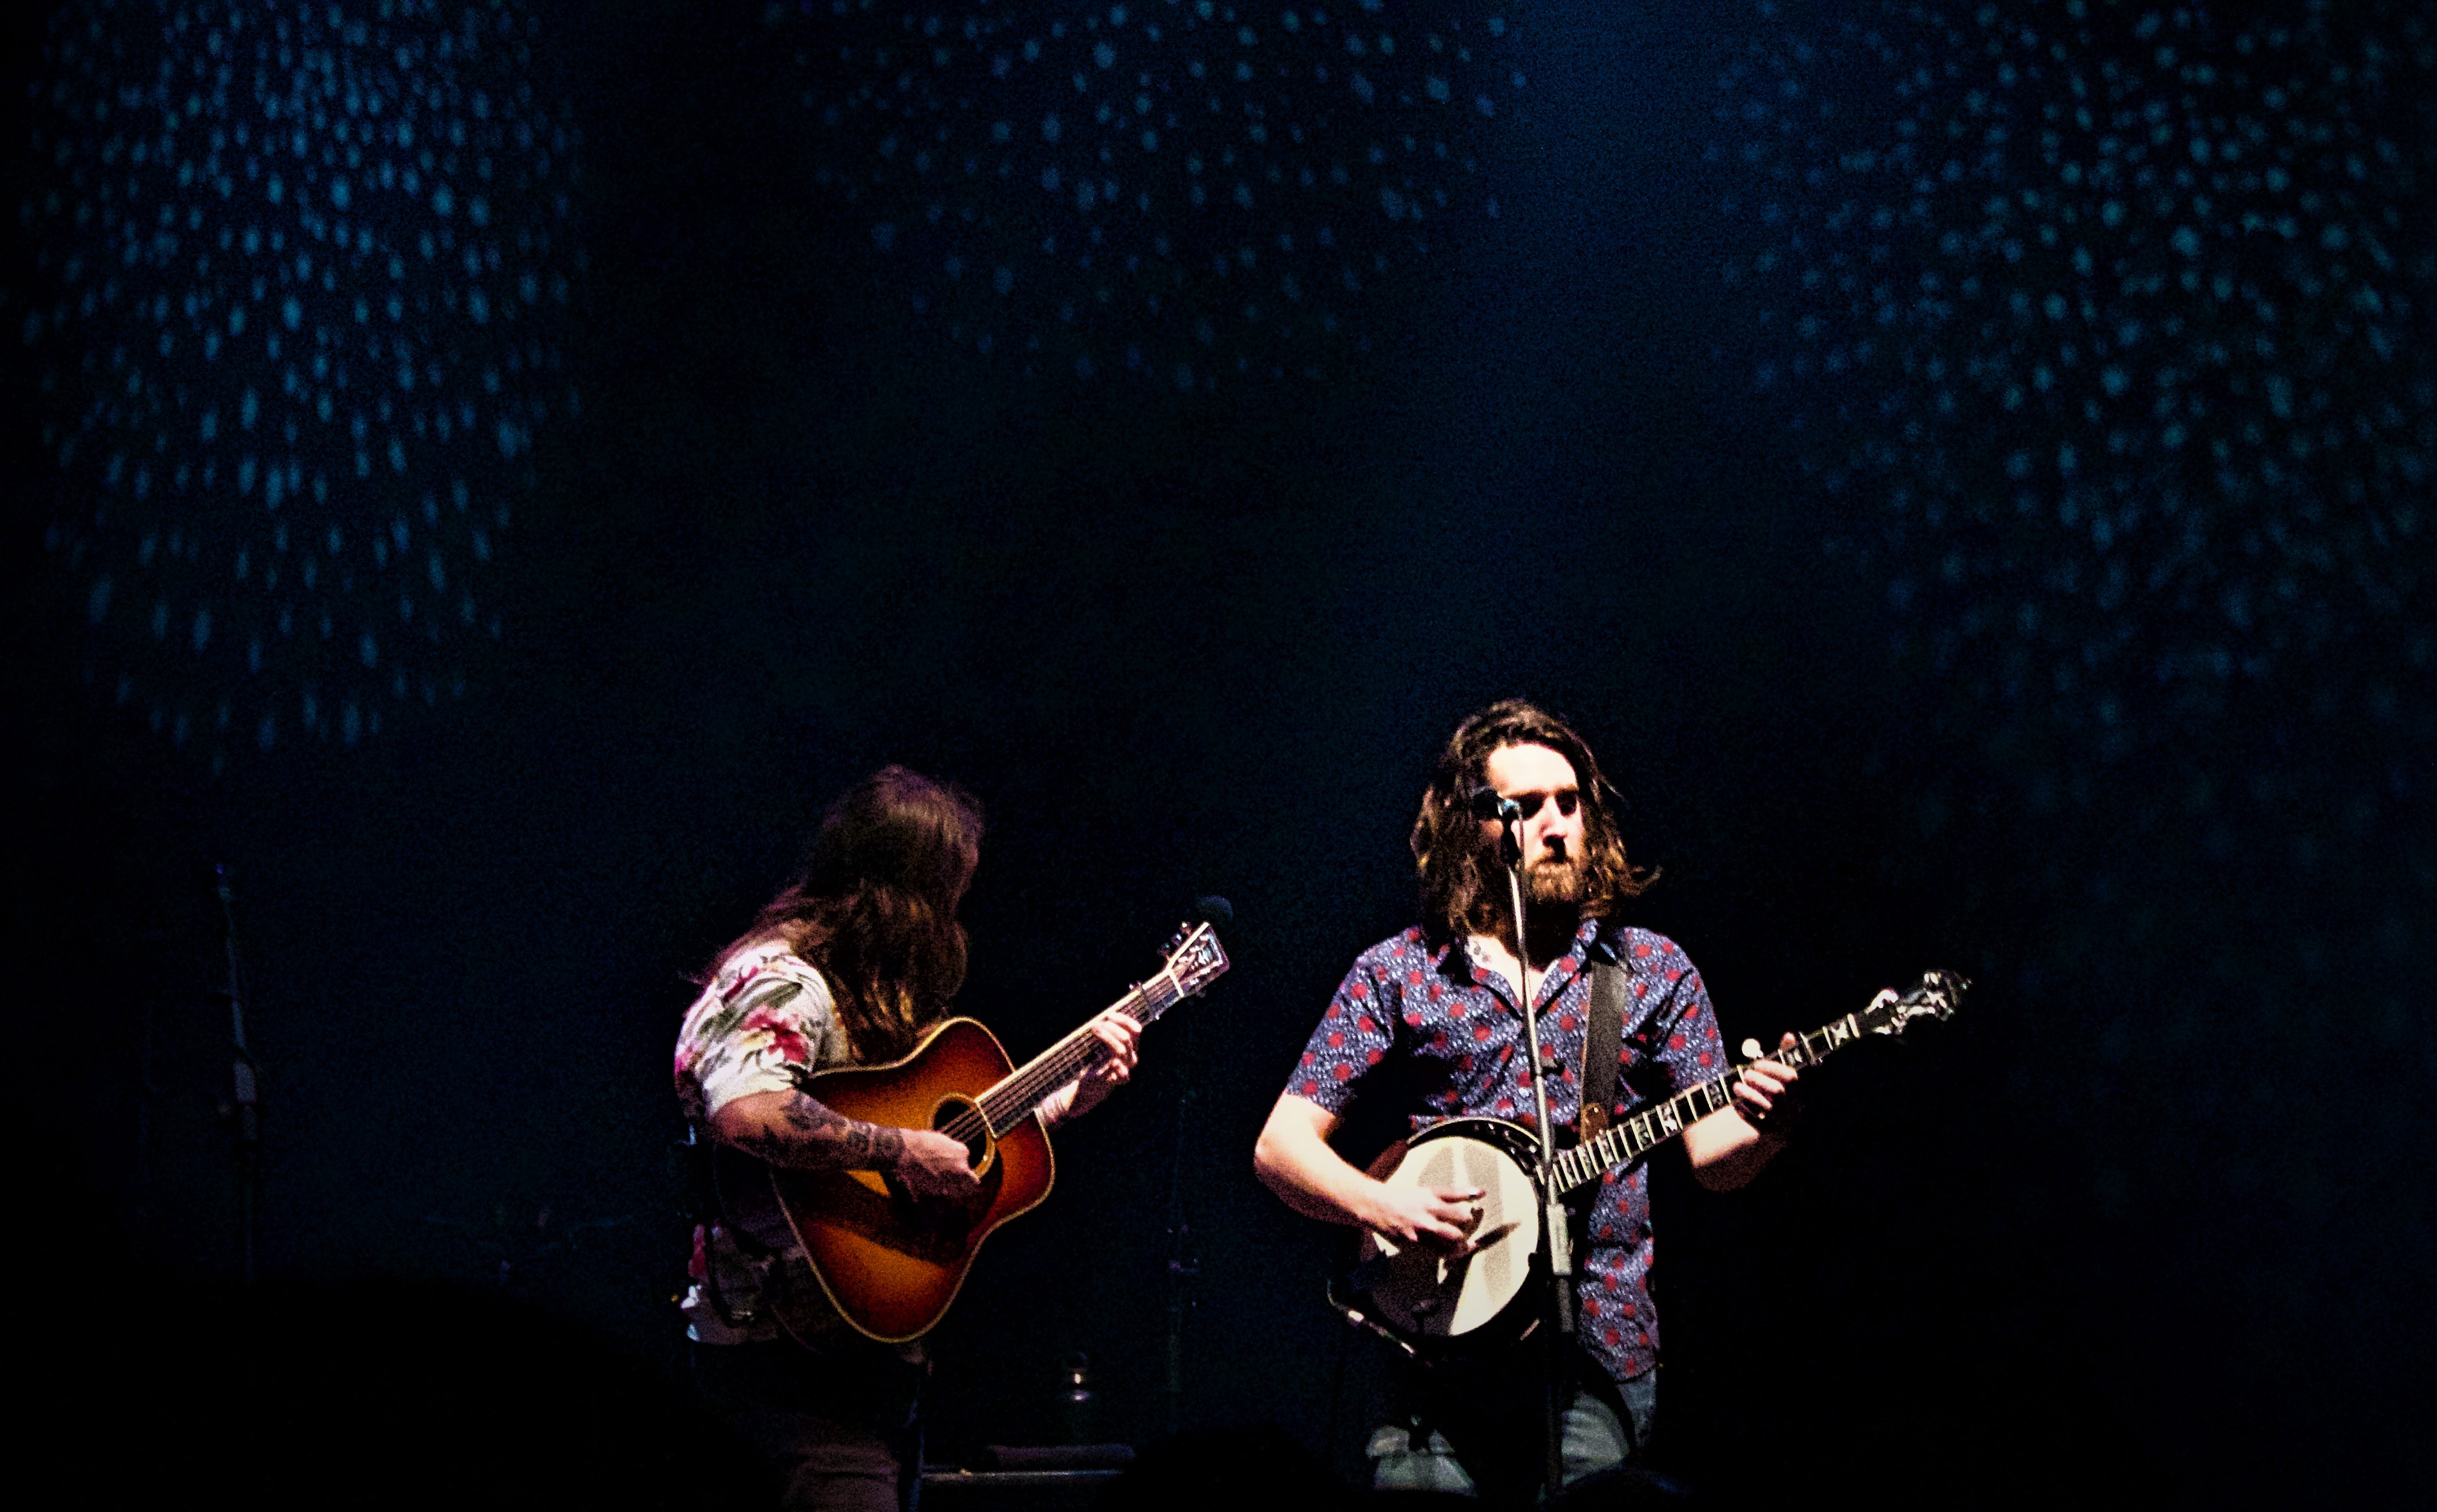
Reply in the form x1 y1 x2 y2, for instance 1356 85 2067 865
782 0 1526 387
1713 0 2434 759
21 0 581 759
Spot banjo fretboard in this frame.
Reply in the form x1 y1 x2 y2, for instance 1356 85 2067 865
1546 979 1958 1194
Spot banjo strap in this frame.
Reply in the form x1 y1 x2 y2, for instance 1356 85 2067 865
1578 960 1629 1145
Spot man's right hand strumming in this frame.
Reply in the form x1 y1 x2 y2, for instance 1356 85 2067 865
895 1129 983 1197
1254 1092 1481 1247
1366 1181 1486 1248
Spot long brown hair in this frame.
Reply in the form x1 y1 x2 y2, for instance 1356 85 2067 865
1409 700 1654 941
715 765 984 1063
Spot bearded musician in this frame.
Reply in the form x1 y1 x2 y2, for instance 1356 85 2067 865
1253 701 1803 1500
674 767 1142 1512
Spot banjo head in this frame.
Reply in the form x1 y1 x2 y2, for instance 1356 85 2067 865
1362 1117 1543 1341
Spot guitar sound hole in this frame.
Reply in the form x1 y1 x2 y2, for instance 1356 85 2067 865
931 1095 995 1177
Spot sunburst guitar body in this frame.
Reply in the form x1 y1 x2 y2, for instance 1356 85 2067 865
715 922 1229 1344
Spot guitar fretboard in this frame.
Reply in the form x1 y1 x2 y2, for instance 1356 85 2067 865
935 960 1201 1145
1547 1010 1871 1195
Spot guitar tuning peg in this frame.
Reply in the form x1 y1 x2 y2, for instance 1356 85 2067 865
1740 1038 1764 1061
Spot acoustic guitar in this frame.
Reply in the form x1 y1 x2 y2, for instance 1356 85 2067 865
1338 971 1967 1353
713 921 1229 1344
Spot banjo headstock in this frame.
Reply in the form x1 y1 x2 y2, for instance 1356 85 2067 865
1856 969 1970 1039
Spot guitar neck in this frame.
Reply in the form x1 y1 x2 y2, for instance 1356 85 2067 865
972 967 1193 1135
1548 1008 1870 1195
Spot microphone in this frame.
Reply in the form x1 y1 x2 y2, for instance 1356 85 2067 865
1191 895 1234 927
1466 787 1522 823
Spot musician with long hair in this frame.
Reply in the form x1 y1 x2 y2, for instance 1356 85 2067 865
1254 701 1801 1501
675 766 1140 1511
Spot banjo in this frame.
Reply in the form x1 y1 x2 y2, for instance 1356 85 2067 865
1337 971 1968 1351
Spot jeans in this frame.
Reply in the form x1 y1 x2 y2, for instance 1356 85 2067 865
1369 1367 1656 1503
691 1340 920 1512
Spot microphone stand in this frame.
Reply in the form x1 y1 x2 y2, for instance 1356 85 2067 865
1159 1015 1199 1437
1495 811 1574 1501
214 865 261 1285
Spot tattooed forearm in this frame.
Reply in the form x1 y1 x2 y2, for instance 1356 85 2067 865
721 1091 908 1173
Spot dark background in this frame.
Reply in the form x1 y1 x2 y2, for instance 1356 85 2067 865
5 1 2429 1505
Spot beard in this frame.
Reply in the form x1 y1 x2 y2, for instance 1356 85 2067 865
1524 853 1589 907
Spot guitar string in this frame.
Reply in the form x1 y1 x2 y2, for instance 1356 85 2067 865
933 953 1194 1143
979 989 1156 1121
971 947 1215 1126
939 987 1157 1143
933 969 1197 1145
992 979 1173 1113
962 974 1917 1170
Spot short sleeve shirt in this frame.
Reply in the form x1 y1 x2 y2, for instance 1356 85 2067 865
671 941 857 1345
673 941 855 1124
1286 917 1728 1383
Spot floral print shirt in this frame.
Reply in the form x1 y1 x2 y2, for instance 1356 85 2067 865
674 941 853 1125
672 940 855 1344
1286 919 1728 1383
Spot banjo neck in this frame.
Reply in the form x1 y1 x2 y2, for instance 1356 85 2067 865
1344 973 1962 1351
1546 1009 1865 1196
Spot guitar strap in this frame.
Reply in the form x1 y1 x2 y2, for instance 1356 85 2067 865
1578 959 1629 1145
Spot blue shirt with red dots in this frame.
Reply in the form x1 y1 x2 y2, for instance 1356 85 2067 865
1286 917 1729 1384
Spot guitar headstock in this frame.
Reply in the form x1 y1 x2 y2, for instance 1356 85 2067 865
1856 969 1969 1039
1159 921 1232 999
